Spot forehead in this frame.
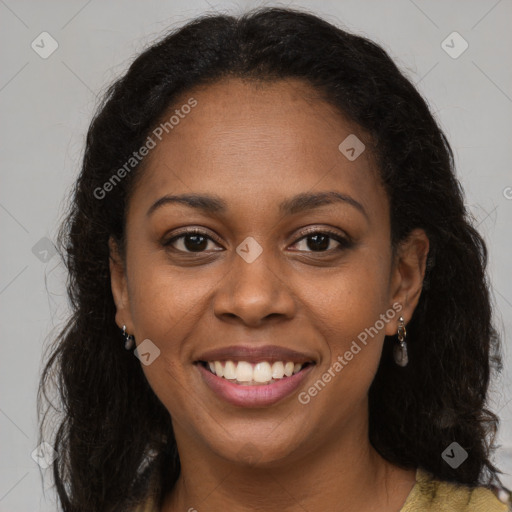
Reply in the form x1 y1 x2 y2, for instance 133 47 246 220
128 77 386 221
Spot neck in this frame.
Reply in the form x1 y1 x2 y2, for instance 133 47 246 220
162 407 416 511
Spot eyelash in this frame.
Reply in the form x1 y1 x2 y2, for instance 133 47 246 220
162 227 352 254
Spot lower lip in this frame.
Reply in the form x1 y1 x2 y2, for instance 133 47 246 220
196 363 315 408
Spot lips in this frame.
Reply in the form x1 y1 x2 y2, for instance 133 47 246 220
195 344 316 365
194 344 317 407
196 361 315 407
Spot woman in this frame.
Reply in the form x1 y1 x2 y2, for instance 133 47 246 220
38 6 512 511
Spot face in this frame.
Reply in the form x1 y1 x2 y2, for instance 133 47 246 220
110 77 428 466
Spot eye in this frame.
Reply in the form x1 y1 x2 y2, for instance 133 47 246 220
163 227 352 254
290 229 352 253
163 228 223 253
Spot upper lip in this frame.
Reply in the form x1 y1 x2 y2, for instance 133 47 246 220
195 345 316 364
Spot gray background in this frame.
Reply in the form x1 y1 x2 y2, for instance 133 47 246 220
0 0 511 510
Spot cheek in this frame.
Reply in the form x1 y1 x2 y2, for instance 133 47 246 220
307 250 391 343
127 265 200 420
124 264 197 382
299 251 392 404
127 254 208 341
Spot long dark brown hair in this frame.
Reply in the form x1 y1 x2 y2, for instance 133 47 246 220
38 6 506 511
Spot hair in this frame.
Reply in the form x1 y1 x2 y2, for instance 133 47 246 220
38 6 507 511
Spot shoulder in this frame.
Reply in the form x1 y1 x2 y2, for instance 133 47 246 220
400 467 512 512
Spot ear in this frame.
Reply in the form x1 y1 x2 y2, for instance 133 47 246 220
109 236 134 332
385 228 430 336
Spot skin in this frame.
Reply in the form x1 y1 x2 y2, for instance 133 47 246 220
109 77 429 511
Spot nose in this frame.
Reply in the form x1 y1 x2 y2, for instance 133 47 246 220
212 250 297 327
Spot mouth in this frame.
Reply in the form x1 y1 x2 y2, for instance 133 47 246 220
196 359 315 386
194 353 316 408
193 344 317 407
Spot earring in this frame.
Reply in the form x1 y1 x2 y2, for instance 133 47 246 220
394 316 408 367
122 324 135 350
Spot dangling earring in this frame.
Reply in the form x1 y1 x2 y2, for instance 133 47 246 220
122 324 135 350
394 316 408 367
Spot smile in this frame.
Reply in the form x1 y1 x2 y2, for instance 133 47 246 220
195 360 316 407
200 360 313 385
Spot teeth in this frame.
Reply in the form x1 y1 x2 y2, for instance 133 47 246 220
204 360 307 384
223 360 237 380
236 361 253 382
214 361 224 378
254 362 272 383
271 361 284 379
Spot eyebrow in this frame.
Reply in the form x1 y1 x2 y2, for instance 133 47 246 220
146 191 368 220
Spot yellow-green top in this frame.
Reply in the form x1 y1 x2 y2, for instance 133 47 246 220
135 466 512 511
400 467 511 511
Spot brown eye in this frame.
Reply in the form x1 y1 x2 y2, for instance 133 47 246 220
163 229 222 253
291 230 352 253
